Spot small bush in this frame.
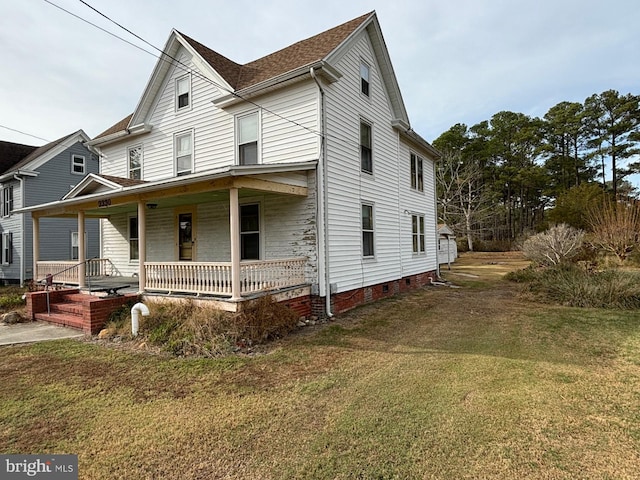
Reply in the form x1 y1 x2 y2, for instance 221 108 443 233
521 224 584 266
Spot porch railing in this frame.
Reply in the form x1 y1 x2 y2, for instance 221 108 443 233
36 258 115 284
145 257 307 296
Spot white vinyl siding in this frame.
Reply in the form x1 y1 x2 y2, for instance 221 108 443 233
323 31 436 292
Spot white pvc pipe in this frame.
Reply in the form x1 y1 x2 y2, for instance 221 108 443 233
131 302 150 336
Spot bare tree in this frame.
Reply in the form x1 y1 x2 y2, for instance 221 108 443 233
436 151 491 251
521 224 585 266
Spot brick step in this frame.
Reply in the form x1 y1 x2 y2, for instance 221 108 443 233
50 302 84 316
34 312 84 330
61 293 94 303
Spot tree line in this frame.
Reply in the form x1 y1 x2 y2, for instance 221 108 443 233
433 89 640 251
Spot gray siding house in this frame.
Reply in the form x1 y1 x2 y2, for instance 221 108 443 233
0 130 100 284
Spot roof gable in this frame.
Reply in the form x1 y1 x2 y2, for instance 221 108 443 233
63 173 147 200
92 11 420 144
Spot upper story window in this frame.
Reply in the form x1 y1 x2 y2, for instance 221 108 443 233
237 112 259 165
362 203 375 257
175 131 193 176
410 153 424 192
176 75 191 111
360 62 370 97
360 121 372 174
2 185 13 217
412 215 426 254
71 154 85 175
128 145 143 180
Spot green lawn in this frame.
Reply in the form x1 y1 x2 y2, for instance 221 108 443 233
2 252 640 479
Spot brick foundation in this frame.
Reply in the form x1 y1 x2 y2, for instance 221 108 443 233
310 270 438 317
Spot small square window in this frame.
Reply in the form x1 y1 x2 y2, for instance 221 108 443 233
72 155 85 175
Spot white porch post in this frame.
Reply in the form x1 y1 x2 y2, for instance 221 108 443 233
78 211 86 287
137 200 147 292
32 215 40 281
229 187 241 301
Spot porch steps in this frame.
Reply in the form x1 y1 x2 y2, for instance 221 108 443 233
33 292 92 332
27 289 137 335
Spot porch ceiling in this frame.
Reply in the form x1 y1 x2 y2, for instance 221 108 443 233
26 162 316 218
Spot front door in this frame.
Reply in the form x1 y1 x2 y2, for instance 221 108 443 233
177 211 195 261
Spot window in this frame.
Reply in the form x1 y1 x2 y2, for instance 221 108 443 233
360 121 372 174
362 204 374 257
2 186 12 217
129 216 139 261
175 131 193 176
72 154 85 175
240 203 260 260
360 62 370 96
71 232 79 260
410 153 424 191
237 112 258 165
176 75 190 110
1 232 12 264
128 145 142 180
412 215 426 254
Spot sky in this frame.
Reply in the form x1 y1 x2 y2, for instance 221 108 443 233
1 0 639 182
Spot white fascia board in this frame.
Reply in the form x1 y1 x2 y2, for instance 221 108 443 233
63 173 124 200
23 130 92 172
0 170 38 183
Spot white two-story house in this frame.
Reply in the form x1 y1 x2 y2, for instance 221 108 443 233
23 11 440 318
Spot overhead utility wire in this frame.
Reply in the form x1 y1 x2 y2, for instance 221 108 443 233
0 125 50 143
68 0 324 139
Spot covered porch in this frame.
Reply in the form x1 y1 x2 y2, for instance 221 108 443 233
27 163 317 302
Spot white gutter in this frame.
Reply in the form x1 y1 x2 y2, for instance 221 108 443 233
310 67 333 318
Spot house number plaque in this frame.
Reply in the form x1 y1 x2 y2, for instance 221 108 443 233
98 198 112 207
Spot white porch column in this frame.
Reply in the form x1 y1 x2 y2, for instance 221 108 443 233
32 215 40 281
229 187 241 301
137 200 147 292
78 211 86 287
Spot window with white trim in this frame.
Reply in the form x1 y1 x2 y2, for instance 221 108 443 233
176 74 191 111
240 203 260 260
237 112 259 165
128 145 143 180
175 131 193 176
129 216 139 261
360 62 370 97
362 204 374 257
360 121 372 174
412 215 426 254
2 186 13 217
2 232 12 264
410 153 424 192
71 154 85 175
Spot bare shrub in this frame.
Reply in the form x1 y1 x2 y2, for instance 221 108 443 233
236 295 300 343
521 224 585 266
587 200 640 263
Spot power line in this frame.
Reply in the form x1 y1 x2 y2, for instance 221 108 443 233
0 125 50 143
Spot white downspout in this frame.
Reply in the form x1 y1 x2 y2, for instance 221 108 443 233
432 160 440 278
131 302 149 336
13 175 25 285
310 67 333 318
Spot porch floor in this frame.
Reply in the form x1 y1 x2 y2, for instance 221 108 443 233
83 276 140 296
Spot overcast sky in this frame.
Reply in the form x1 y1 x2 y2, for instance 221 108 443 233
1 0 639 180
